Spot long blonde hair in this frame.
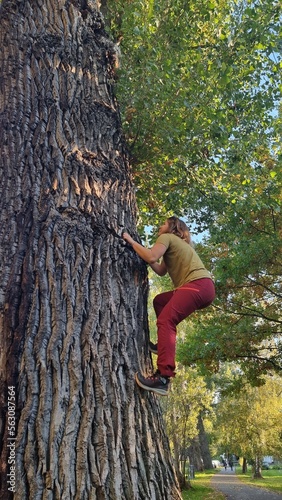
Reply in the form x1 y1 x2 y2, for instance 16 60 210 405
167 216 191 244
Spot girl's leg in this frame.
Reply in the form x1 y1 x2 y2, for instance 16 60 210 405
157 279 215 377
153 290 174 318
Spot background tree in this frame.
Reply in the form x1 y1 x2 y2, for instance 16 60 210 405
197 412 213 471
213 375 282 478
160 366 213 487
177 151 282 382
0 1 181 498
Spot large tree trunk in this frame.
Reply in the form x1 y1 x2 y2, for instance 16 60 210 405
187 438 204 472
0 1 181 498
197 413 213 470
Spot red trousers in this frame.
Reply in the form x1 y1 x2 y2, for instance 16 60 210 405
153 278 215 377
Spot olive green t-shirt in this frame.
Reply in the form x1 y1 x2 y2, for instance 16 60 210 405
156 233 212 288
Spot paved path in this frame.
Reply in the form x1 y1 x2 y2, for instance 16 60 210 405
211 467 282 500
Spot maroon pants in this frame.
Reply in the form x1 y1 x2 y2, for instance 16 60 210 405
153 278 215 377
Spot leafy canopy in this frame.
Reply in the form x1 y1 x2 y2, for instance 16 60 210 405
107 0 281 231
214 375 282 461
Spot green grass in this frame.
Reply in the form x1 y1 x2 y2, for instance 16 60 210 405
181 469 225 500
236 468 282 494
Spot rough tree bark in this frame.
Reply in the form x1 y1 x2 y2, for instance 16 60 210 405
0 0 181 498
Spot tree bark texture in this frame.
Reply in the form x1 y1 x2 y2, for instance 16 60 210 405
0 1 181 498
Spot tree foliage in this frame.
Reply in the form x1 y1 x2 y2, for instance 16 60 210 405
160 365 213 485
213 375 282 467
177 153 282 382
106 0 281 231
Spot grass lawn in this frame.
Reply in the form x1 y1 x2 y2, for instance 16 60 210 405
236 468 282 494
181 469 225 500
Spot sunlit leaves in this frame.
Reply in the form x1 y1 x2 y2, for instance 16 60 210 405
214 376 282 460
106 0 281 231
160 364 214 471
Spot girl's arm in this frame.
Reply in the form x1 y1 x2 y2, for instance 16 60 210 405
150 259 167 276
123 232 167 267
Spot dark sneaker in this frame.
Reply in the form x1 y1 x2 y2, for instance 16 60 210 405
135 371 170 396
149 341 158 354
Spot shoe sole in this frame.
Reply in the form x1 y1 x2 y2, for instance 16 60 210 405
135 373 168 396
